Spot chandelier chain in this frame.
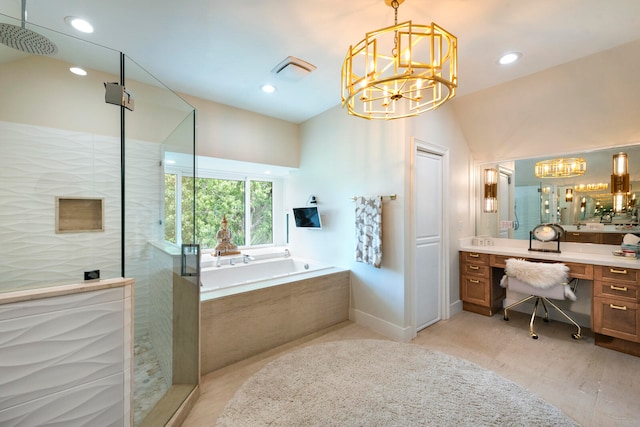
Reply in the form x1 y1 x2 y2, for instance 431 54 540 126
392 0 399 58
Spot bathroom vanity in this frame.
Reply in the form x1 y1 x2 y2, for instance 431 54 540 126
0 278 133 426
459 238 640 357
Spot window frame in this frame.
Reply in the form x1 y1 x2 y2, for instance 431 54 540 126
164 165 281 250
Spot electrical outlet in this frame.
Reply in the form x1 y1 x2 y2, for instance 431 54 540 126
84 270 100 281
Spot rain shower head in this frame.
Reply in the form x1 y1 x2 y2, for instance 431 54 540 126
0 23 57 55
0 0 57 55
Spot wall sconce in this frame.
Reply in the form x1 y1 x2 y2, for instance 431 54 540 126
565 188 573 202
544 200 550 214
580 197 587 213
611 152 630 194
483 168 498 213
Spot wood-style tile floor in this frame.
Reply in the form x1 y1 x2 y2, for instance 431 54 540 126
183 311 640 427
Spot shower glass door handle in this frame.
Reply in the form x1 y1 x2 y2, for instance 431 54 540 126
181 244 200 277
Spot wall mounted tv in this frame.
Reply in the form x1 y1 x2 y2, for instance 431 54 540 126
292 206 322 229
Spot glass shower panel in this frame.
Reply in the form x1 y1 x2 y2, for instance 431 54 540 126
123 55 198 426
0 12 122 292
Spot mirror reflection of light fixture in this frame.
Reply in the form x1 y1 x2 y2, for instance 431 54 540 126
483 168 498 213
341 0 458 120
574 183 608 192
613 193 627 213
534 157 586 178
565 188 573 202
611 152 630 193
580 197 587 213
611 152 630 213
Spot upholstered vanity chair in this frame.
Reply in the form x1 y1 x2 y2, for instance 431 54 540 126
501 258 581 340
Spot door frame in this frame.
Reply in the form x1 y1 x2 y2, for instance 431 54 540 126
408 137 450 339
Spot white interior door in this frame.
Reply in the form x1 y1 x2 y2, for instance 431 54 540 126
414 149 443 331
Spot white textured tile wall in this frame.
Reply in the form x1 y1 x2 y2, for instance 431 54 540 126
0 287 131 426
0 121 121 289
0 121 167 339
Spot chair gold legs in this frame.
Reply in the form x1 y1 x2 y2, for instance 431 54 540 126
503 296 581 340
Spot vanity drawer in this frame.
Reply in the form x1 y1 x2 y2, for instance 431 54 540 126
461 275 491 306
594 265 640 284
461 251 489 265
601 233 627 245
462 263 490 277
564 262 594 280
490 254 510 268
594 281 638 302
592 296 640 342
565 232 602 244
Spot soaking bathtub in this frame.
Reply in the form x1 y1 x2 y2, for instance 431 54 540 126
199 255 350 375
200 257 337 301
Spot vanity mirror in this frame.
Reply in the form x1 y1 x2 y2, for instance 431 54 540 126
476 144 640 243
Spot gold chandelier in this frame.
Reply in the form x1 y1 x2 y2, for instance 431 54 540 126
341 0 458 120
534 158 586 179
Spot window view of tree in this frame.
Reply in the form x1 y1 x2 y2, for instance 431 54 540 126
165 173 274 249
164 173 177 243
250 180 273 245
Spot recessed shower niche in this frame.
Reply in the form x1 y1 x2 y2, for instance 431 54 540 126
55 196 104 233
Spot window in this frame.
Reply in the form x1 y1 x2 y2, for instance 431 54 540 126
164 172 274 249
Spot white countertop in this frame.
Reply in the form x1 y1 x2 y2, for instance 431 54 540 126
562 224 640 233
460 237 640 268
0 277 134 305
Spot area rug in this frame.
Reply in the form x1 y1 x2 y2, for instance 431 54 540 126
214 339 577 426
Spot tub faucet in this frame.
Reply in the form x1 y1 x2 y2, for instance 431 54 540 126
230 257 235 266
284 249 290 258
216 251 222 267
243 254 255 263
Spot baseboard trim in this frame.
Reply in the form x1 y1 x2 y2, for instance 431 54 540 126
350 308 412 342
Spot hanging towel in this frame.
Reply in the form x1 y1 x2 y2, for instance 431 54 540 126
355 196 383 268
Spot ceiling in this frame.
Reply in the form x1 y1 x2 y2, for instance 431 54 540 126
2 0 640 124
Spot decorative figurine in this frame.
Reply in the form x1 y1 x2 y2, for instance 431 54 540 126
214 215 240 255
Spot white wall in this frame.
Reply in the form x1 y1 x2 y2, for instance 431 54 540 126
288 103 473 340
182 94 300 169
452 39 640 162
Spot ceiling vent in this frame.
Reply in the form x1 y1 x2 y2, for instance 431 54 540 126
271 56 317 82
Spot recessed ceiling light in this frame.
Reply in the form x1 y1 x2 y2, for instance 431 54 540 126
261 84 276 94
69 67 87 76
65 16 94 33
498 52 522 65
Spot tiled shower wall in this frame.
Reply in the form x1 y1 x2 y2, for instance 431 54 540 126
0 120 164 338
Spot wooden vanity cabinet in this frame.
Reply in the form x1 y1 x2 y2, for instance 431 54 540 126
592 265 640 345
565 231 602 244
601 233 627 245
564 231 636 245
460 251 505 316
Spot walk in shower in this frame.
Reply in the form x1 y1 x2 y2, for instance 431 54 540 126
0 10 198 426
